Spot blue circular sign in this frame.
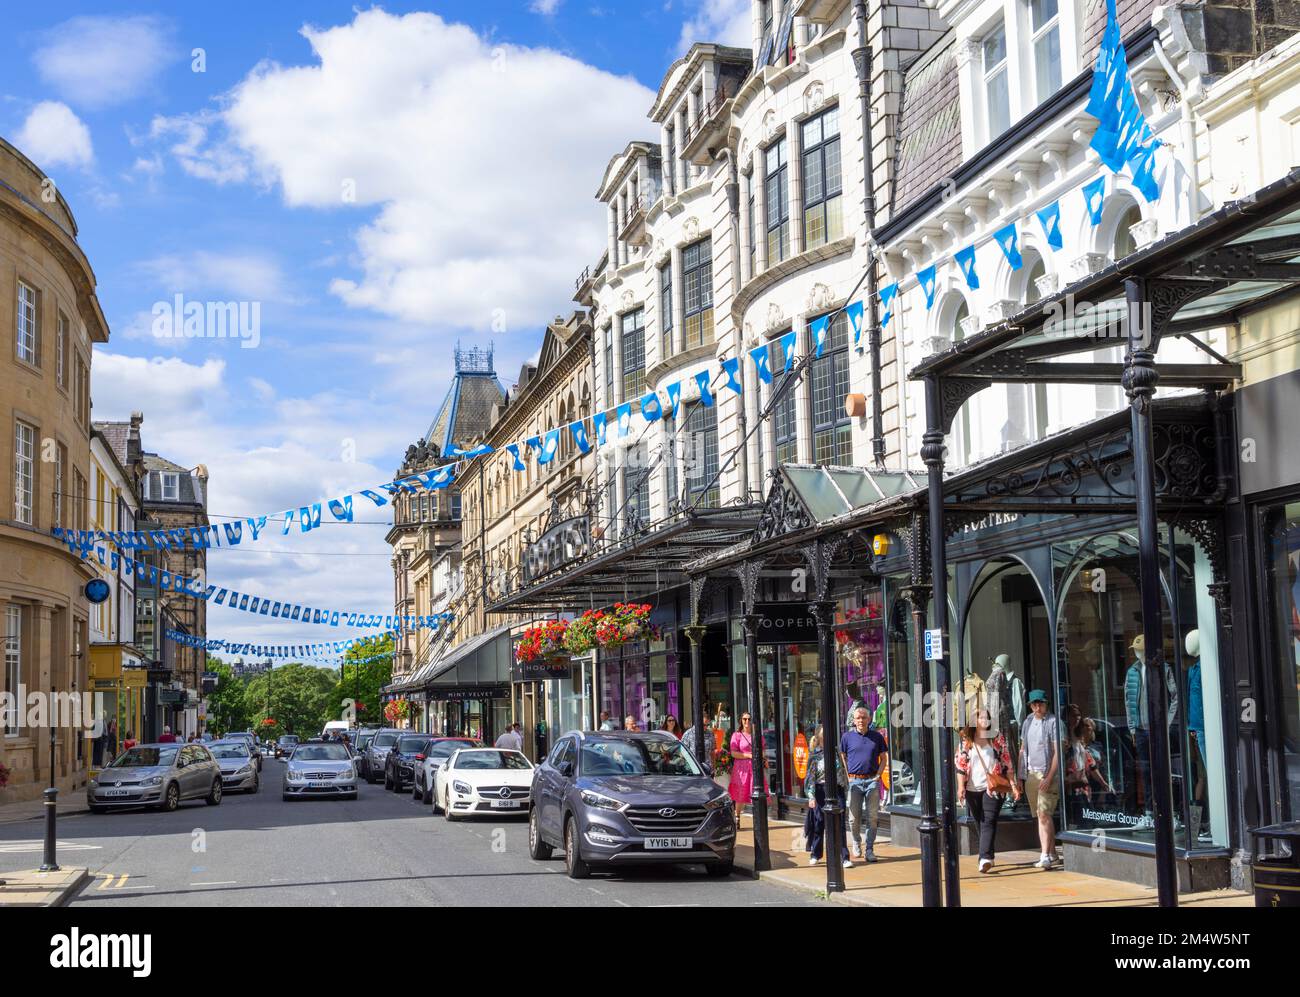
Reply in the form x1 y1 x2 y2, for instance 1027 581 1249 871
84 578 111 604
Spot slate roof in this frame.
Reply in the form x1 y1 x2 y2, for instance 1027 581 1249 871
423 347 508 455
93 421 131 466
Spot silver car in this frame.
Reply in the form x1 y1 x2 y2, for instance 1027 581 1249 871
282 741 358 801
88 743 224 813
362 728 404 784
209 739 260 793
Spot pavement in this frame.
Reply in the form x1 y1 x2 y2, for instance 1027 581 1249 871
0 796 90 825
0 758 824 907
732 812 1254 907
0 866 90 907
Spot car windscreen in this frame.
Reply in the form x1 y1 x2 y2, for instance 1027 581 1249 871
278 737 298 745
429 740 474 759
455 750 531 770
292 744 351 762
372 733 398 749
210 744 250 759
579 739 702 777
111 746 178 768
396 737 428 753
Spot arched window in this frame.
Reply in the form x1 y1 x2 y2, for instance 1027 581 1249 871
1112 204 1142 260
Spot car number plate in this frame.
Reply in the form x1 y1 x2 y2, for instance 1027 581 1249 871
308 782 332 789
489 799 519 809
103 789 134 797
645 837 692 849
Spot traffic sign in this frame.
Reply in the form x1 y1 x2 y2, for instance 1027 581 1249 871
924 628 944 661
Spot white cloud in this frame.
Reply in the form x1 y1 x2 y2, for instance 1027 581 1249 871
33 15 175 109
91 353 226 418
156 8 655 333
135 250 294 303
677 0 753 55
530 0 563 13
148 111 251 185
14 101 94 170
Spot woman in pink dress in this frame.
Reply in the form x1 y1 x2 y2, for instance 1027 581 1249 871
729 712 756 809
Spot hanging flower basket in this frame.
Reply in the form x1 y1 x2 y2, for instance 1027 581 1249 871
384 699 410 724
516 619 569 664
594 603 654 651
562 610 604 656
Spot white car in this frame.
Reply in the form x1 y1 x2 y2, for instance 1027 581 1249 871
434 747 536 820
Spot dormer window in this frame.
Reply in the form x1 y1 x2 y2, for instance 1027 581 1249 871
983 21 1011 139
1030 0 1062 102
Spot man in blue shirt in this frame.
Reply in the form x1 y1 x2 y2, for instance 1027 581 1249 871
839 706 888 862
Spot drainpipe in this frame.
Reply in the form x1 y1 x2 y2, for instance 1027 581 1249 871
1152 35 1202 223
853 0 886 467
720 148 751 500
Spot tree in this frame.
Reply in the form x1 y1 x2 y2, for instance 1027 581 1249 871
204 657 249 735
244 663 340 739
333 634 394 725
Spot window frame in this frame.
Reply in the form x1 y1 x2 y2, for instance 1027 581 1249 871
764 136 790 265
1028 0 1062 104
770 335 798 466
982 19 1011 141
620 308 646 401
160 472 180 502
800 106 843 250
16 281 40 368
13 421 35 526
659 261 674 359
681 238 714 349
3 605 21 736
810 312 853 467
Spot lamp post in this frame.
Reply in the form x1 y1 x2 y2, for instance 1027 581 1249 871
811 598 845 892
684 623 707 770
741 611 770 873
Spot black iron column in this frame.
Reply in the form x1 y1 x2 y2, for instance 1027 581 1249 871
741 610 770 874
903 578 940 907
811 598 845 892
1122 277 1178 907
922 377 961 907
684 623 707 767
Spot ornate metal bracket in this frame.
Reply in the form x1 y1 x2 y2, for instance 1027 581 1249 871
735 559 764 615
938 377 993 436
1146 277 1231 344
800 536 847 602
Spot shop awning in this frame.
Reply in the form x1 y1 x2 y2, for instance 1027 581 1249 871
425 623 513 689
485 505 761 614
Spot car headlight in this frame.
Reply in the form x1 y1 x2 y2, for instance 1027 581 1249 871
580 790 626 811
452 780 472 796
141 775 163 787
703 793 733 812
236 765 252 775
287 769 305 781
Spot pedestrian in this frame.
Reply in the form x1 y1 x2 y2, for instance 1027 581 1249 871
804 725 851 868
122 730 136 752
623 714 640 732
681 717 712 774
158 726 176 744
956 706 1021 873
728 712 759 813
662 715 682 739
598 711 617 731
839 706 887 862
1018 689 1062 869
496 723 524 752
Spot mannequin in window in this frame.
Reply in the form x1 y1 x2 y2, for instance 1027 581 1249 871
986 654 1015 743
1123 634 1178 830
953 669 985 729
1185 629 1210 841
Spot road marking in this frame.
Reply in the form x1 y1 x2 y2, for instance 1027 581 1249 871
0 840 102 853
190 881 237 887
97 873 129 890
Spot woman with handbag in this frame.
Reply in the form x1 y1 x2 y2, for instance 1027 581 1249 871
803 726 852 868
956 707 1021 873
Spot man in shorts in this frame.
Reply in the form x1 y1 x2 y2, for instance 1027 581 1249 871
1018 689 1061 869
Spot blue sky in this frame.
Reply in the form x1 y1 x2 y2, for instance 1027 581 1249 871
1 2 753 656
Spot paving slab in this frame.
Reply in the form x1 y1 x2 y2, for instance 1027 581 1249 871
0 867 90 907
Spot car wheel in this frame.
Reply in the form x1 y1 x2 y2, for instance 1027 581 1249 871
251 774 260 793
564 817 590 879
384 769 393 791
421 778 432 805
206 779 223 806
705 861 734 878
411 777 421 801
432 785 443 814
282 793 291 802
161 783 180 812
528 806 553 860
444 790 458 821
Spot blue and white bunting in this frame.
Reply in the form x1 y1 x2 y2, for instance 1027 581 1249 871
1083 176 1107 225
616 403 633 438
918 265 937 310
955 245 980 289
750 342 773 384
1086 0 1161 202
449 442 493 458
505 443 526 471
721 357 743 395
593 411 608 445
537 428 561 465
877 286 897 330
994 222 1023 271
846 298 865 344
666 381 682 420
570 420 591 454
810 314 830 358
779 330 797 371
1036 201 1064 250
695 369 715 406
641 391 665 421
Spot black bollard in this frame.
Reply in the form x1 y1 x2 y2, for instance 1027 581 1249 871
40 786 60 872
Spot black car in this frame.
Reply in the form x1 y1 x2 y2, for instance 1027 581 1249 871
384 733 432 792
275 734 301 759
353 729 377 779
528 731 735 879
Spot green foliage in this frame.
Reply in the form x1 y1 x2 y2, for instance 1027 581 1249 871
244 662 341 738
204 656 248 736
333 634 394 725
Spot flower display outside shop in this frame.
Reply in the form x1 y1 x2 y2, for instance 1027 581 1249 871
595 602 653 651
383 698 410 724
515 619 570 663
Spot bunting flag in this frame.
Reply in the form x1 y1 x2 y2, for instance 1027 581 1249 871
1083 176 1107 225
616 402 633 438
593 411 608 445
918 265 938 309
641 391 665 421
878 284 897 330
1086 0 1161 202
695 369 715 406
810 314 830 358
955 245 980 289
846 298 865 344
994 222 1023 271
505 443 525 471
666 381 682 420
750 342 773 384
525 435 542 452
1036 201 1064 250
570 420 591 454
778 330 797 371
721 357 743 395
169 628 401 664
449 442 492 458
536 428 561 465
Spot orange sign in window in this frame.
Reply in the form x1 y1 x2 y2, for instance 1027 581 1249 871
793 732 809 781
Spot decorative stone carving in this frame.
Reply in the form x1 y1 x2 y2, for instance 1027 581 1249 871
803 80 825 115
620 289 635 310
985 299 1020 323
654 236 666 258
765 301 786 334
740 138 749 161
1035 272 1060 298
762 109 777 140
960 313 983 339
683 216 699 241
1070 252 1109 281
1130 217 1159 249
807 282 833 313
921 334 952 357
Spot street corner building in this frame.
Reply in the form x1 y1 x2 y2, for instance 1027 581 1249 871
0 135 108 802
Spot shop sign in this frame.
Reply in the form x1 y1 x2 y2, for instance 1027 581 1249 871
958 512 1021 536
158 689 184 705
147 669 171 683
433 685 509 702
513 657 574 682
793 732 809 781
123 669 148 689
522 517 589 584
754 603 819 644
